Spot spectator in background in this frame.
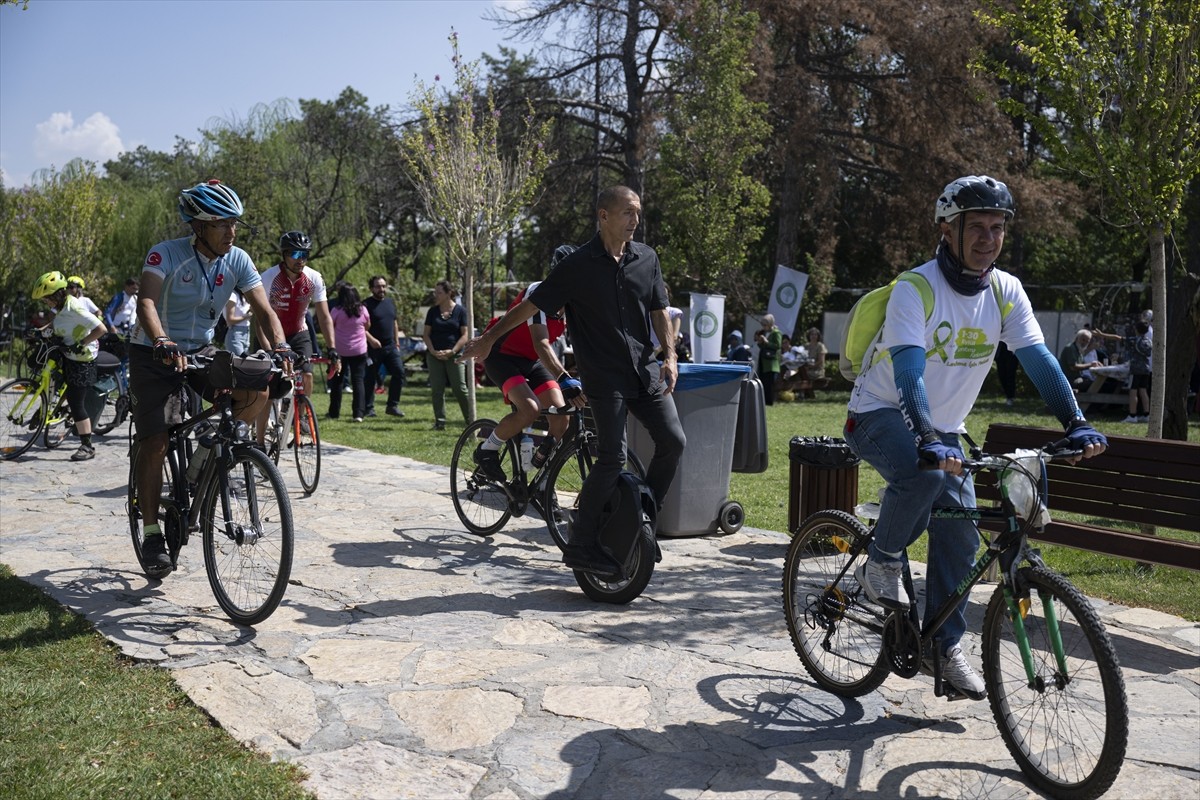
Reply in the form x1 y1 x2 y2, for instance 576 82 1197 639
222 289 253 356
798 327 829 398
329 283 379 422
1058 329 1094 388
104 277 139 335
66 276 102 318
423 279 472 430
727 329 752 362
363 275 408 419
754 313 783 405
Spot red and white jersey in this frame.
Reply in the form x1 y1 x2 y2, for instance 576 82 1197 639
260 264 327 337
493 281 566 360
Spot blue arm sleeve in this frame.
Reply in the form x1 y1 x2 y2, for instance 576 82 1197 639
891 345 937 443
1015 343 1083 426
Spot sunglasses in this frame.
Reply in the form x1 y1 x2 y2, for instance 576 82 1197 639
288 250 310 261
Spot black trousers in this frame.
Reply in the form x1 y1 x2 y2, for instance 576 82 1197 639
364 344 406 411
571 386 686 546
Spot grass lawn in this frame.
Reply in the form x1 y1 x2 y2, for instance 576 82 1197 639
312 371 1200 621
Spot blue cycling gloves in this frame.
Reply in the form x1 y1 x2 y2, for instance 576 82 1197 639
558 372 583 400
917 434 965 466
1064 418 1108 450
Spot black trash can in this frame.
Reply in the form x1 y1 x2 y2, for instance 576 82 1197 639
788 436 860 533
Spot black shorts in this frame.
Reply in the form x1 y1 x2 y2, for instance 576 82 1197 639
1130 373 1152 391
128 344 214 440
483 352 557 402
287 330 315 374
61 357 96 389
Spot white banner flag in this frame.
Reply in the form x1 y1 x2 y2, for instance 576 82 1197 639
767 265 808 339
688 292 725 364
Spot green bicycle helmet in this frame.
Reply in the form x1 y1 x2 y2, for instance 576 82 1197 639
32 271 68 300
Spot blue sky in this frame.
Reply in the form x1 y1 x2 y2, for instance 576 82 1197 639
0 0 524 188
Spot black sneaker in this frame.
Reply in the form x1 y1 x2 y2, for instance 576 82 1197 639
70 443 95 461
141 534 173 577
385 407 405 418
472 444 505 481
364 409 377 418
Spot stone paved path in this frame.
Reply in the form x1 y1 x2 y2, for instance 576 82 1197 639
2 433 1198 799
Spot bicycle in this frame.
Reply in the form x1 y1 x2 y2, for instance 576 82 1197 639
781 439 1127 800
450 406 655 604
0 330 73 458
127 350 294 625
92 333 131 436
262 354 321 494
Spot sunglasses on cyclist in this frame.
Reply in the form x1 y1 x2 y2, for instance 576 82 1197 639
288 250 310 261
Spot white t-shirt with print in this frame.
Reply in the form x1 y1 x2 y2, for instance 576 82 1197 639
848 259 1043 433
53 295 103 362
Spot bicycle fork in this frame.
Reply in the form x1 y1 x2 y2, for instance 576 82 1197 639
1003 585 1070 691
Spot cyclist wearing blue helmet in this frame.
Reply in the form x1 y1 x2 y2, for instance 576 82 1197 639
129 179 292 578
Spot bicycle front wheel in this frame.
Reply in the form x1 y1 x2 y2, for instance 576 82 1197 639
782 509 890 697
93 387 128 435
983 566 1127 800
0 379 46 459
292 395 321 494
540 435 647 551
450 419 512 536
200 445 294 625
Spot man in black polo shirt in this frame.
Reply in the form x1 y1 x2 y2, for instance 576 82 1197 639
460 186 686 574
364 275 407 418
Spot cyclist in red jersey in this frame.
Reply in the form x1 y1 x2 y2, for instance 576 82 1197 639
255 232 340 439
473 246 584 481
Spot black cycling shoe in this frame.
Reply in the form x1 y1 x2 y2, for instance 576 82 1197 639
561 543 624 579
141 534 173 578
472 444 505 481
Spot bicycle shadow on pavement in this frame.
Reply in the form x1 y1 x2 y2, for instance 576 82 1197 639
543 671 1028 800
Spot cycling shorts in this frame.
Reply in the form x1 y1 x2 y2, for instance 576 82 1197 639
287 330 315 374
128 344 216 440
483 351 558 404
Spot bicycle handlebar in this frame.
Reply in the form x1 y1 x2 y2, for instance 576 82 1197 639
919 442 1086 473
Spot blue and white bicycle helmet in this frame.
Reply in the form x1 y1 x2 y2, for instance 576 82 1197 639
550 244 576 269
178 179 245 223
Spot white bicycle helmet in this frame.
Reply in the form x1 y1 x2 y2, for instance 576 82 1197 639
178 179 245 222
935 175 1015 224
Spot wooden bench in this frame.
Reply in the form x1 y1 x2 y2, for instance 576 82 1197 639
976 423 1200 572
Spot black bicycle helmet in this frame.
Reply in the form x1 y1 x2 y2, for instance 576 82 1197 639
178 179 244 222
551 244 576 269
934 175 1015 224
280 231 312 252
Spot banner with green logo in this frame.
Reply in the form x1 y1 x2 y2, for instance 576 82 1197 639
768 265 808 338
688 292 724 364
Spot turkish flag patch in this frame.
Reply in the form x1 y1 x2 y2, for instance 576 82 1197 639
146 252 162 266
215 274 225 286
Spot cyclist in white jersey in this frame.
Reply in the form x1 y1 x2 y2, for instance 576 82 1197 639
129 179 292 578
844 175 1108 700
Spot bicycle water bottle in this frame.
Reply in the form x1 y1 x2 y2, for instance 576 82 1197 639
530 436 555 469
186 422 215 484
519 434 535 473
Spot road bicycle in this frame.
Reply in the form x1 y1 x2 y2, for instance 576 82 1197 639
450 406 655 604
781 439 1127 800
262 355 321 494
0 331 74 458
127 351 294 625
91 334 131 436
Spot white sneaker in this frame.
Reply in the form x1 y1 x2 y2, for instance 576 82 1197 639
941 644 986 700
1136 415 1149 423
854 559 910 610
1121 415 1139 423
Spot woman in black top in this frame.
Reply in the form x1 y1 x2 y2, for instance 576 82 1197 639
422 280 472 429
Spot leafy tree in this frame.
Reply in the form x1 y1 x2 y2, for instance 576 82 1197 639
402 32 552 417
7 160 116 298
657 0 771 301
978 0 1200 439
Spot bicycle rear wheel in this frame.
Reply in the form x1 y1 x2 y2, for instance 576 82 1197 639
449 419 512 536
0 379 46 459
291 395 320 493
782 509 890 697
200 445 294 625
42 392 71 449
93 388 128 436
262 399 283 465
982 566 1127 800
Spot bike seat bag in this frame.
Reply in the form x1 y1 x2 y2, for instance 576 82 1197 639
206 350 274 391
597 470 662 566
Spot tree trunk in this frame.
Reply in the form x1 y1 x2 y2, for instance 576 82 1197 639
1146 224 1167 439
1164 271 1200 440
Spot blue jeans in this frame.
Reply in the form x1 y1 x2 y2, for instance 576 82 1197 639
844 407 978 654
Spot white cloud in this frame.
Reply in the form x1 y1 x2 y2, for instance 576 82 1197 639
33 111 124 167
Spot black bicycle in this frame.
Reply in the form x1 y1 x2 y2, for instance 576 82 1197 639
782 440 1127 800
127 351 294 625
450 406 655 603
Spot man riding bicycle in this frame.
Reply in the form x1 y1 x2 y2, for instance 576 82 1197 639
844 175 1107 699
130 179 293 578
472 245 585 481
